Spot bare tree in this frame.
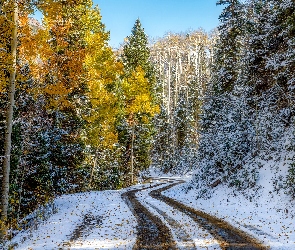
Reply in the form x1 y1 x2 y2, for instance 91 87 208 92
150 30 212 171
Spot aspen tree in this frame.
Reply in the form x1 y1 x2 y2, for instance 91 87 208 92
150 31 210 172
0 0 18 240
82 6 123 189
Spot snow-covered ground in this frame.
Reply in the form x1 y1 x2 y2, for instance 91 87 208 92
10 161 295 250
164 161 295 250
10 186 144 250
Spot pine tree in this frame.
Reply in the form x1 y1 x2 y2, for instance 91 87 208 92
244 0 272 94
194 0 295 194
119 19 159 185
194 0 256 191
214 0 245 93
266 0 295 195
123 19 154 81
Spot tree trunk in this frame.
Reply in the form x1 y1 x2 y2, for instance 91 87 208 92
1 0 18 240
174 52 179 108
168 50 171 119
130 123 135 184
88 149 99 189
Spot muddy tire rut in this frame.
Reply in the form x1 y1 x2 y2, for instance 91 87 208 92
145 200 196 249
150 181 269 250
122 184 177 250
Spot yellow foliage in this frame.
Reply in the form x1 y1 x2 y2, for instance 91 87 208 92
34 1 95 109
0 3 14 92
122 66 159 123
78 5 122 150
0 3 36 93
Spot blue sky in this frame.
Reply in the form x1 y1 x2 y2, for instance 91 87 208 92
32 1 224 48
95 0 224 48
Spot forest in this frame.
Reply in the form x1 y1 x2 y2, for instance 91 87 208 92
1 0 295 245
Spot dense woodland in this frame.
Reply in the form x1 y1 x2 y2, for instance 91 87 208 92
195 0 295 197
0 0 295 243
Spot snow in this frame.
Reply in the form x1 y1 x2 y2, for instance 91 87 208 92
140 165 193 180
136 183 221 249
10 163 295 250
164 161 295 250
10 186 142 250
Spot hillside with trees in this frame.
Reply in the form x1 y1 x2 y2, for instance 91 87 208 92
149 30 212 173
0 0 157 241
1 0 295 248
192 0 295 197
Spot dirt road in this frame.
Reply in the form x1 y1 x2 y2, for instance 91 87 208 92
123 179 269 250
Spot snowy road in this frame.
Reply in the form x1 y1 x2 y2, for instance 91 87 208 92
135 181 220 249
132 179 267 250
11 178 268 250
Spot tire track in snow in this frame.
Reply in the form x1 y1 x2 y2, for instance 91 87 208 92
61 212 102 248
150 180 269 250
137 182 220 250
145 201 196 249
122 184 177 250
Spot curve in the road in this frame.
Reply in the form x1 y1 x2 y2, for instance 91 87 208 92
122 184 178 250
150 181 269 250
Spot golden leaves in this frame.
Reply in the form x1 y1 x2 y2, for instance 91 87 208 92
76 4 122 150
0 0 158 160
122 66 160 120
33 2 92 110
0 6 14 92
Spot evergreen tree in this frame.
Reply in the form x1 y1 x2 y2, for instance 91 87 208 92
119 19 158 185
123 19 155 82
244 0 272 94
267 0 295 196
194 0 257 192
195 0 295 196
267 0 295 88
214 0 245 93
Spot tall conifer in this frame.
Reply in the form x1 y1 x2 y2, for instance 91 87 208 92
119 19 158 185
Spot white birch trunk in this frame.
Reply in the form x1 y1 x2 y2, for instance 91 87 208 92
88 149 99 189
175 51 179 108
1 0 18 239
